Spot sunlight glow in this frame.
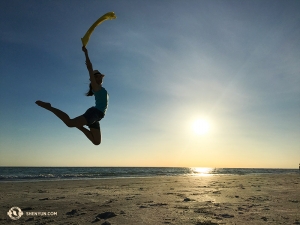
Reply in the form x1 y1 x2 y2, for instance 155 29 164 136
191 167 213 176
192 119 210 135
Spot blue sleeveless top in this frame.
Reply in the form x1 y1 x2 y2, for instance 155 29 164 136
92 87 109 115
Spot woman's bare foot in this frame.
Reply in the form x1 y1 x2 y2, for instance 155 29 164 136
35 100 52 110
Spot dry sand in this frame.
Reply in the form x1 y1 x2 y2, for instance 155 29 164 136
0 174 299 225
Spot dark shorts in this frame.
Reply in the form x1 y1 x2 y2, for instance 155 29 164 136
82 107 104 130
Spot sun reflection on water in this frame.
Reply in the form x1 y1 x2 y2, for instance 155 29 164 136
191 167 214 176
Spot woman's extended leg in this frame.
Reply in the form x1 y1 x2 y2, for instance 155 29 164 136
35 100 87 128
77 127 101 145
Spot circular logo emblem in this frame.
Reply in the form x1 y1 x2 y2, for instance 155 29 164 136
7 207 23 220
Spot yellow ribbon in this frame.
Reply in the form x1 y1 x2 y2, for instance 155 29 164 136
81 12 117 46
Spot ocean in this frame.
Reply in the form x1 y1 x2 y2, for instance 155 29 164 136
0 167 298 182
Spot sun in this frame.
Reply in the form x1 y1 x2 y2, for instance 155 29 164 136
192 119 210 135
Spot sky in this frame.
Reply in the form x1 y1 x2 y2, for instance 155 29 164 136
0 0 299 168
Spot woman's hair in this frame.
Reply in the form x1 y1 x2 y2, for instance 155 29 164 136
85 83 94 96
85 70 104 96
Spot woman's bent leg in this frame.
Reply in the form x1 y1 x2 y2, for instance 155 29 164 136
35 100 87 127
77 127 101 145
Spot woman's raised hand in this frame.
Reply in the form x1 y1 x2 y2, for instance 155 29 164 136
82 46 88 53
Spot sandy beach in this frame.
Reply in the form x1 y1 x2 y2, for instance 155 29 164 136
0 174 299 225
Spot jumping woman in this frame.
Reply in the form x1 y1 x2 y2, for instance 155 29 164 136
35 46 109 145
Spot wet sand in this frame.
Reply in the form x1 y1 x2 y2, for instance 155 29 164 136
1 174 299 224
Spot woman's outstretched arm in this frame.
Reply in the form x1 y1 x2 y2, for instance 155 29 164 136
82 46 100 92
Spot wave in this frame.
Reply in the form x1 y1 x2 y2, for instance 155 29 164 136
0 167 298 181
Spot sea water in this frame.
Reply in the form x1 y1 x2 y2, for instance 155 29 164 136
0 167 298 182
